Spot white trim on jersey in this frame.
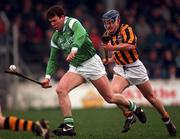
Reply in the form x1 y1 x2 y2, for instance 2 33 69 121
71 47 78 52
69 18 78 29
63 16 68 31
51 40 59 49
64 16 68 24
45 74 51 80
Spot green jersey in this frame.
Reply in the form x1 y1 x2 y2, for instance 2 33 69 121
46 17 96 76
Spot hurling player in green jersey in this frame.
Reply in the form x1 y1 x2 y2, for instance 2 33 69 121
41 5 147 137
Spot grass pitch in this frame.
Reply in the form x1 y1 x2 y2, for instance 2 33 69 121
0 107 179 139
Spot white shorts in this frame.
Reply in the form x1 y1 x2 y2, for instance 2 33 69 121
69 54 106 81
113 59 149 85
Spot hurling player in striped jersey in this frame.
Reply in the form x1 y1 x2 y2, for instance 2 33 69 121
0 105 49 138
101 9 176 136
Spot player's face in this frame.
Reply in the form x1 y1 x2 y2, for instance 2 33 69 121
49 15 65 30
103 18 120 34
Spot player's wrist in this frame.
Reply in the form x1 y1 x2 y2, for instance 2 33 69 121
71 47 78 52
45 74 51 80
71 44 78 52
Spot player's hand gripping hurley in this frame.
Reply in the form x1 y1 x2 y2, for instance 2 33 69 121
101 34 111 64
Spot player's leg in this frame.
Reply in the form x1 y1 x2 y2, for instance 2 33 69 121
0 114 49 138
111 75 136 133
91 75 129 106
53 71 84 136
56 71 84 117
112 62 147 123
1 104 49 137
91 75 146 123
136 81 176 136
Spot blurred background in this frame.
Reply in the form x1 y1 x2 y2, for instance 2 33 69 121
0 0 180 110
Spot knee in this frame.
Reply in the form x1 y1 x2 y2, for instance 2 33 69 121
112 85 124 94
56 87 67 97
103 95 115 104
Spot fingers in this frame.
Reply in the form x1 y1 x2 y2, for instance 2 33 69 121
66 55 72 62
102 58 109 65
66 51 77 62
41 78 50 88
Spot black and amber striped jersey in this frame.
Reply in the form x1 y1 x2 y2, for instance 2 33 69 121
104 23 139 65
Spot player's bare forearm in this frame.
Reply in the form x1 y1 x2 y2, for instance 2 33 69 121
119 43 136 51
103 43 136 51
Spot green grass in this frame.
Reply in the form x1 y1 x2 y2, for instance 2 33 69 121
0 107 180 139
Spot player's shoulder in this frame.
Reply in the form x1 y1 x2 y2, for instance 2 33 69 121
51 30 59 40
120 23 133 32
66 16 80 29
67 16 79 22
121 23 130 29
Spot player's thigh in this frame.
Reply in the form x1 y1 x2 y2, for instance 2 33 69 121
111 75 129 93
136 80 154 98
57 71 85 93
91 75 113 99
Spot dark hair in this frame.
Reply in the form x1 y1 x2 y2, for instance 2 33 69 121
47 5 65 19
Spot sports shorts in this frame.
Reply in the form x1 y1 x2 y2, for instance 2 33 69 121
113 59 149 85
69 54 106 81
